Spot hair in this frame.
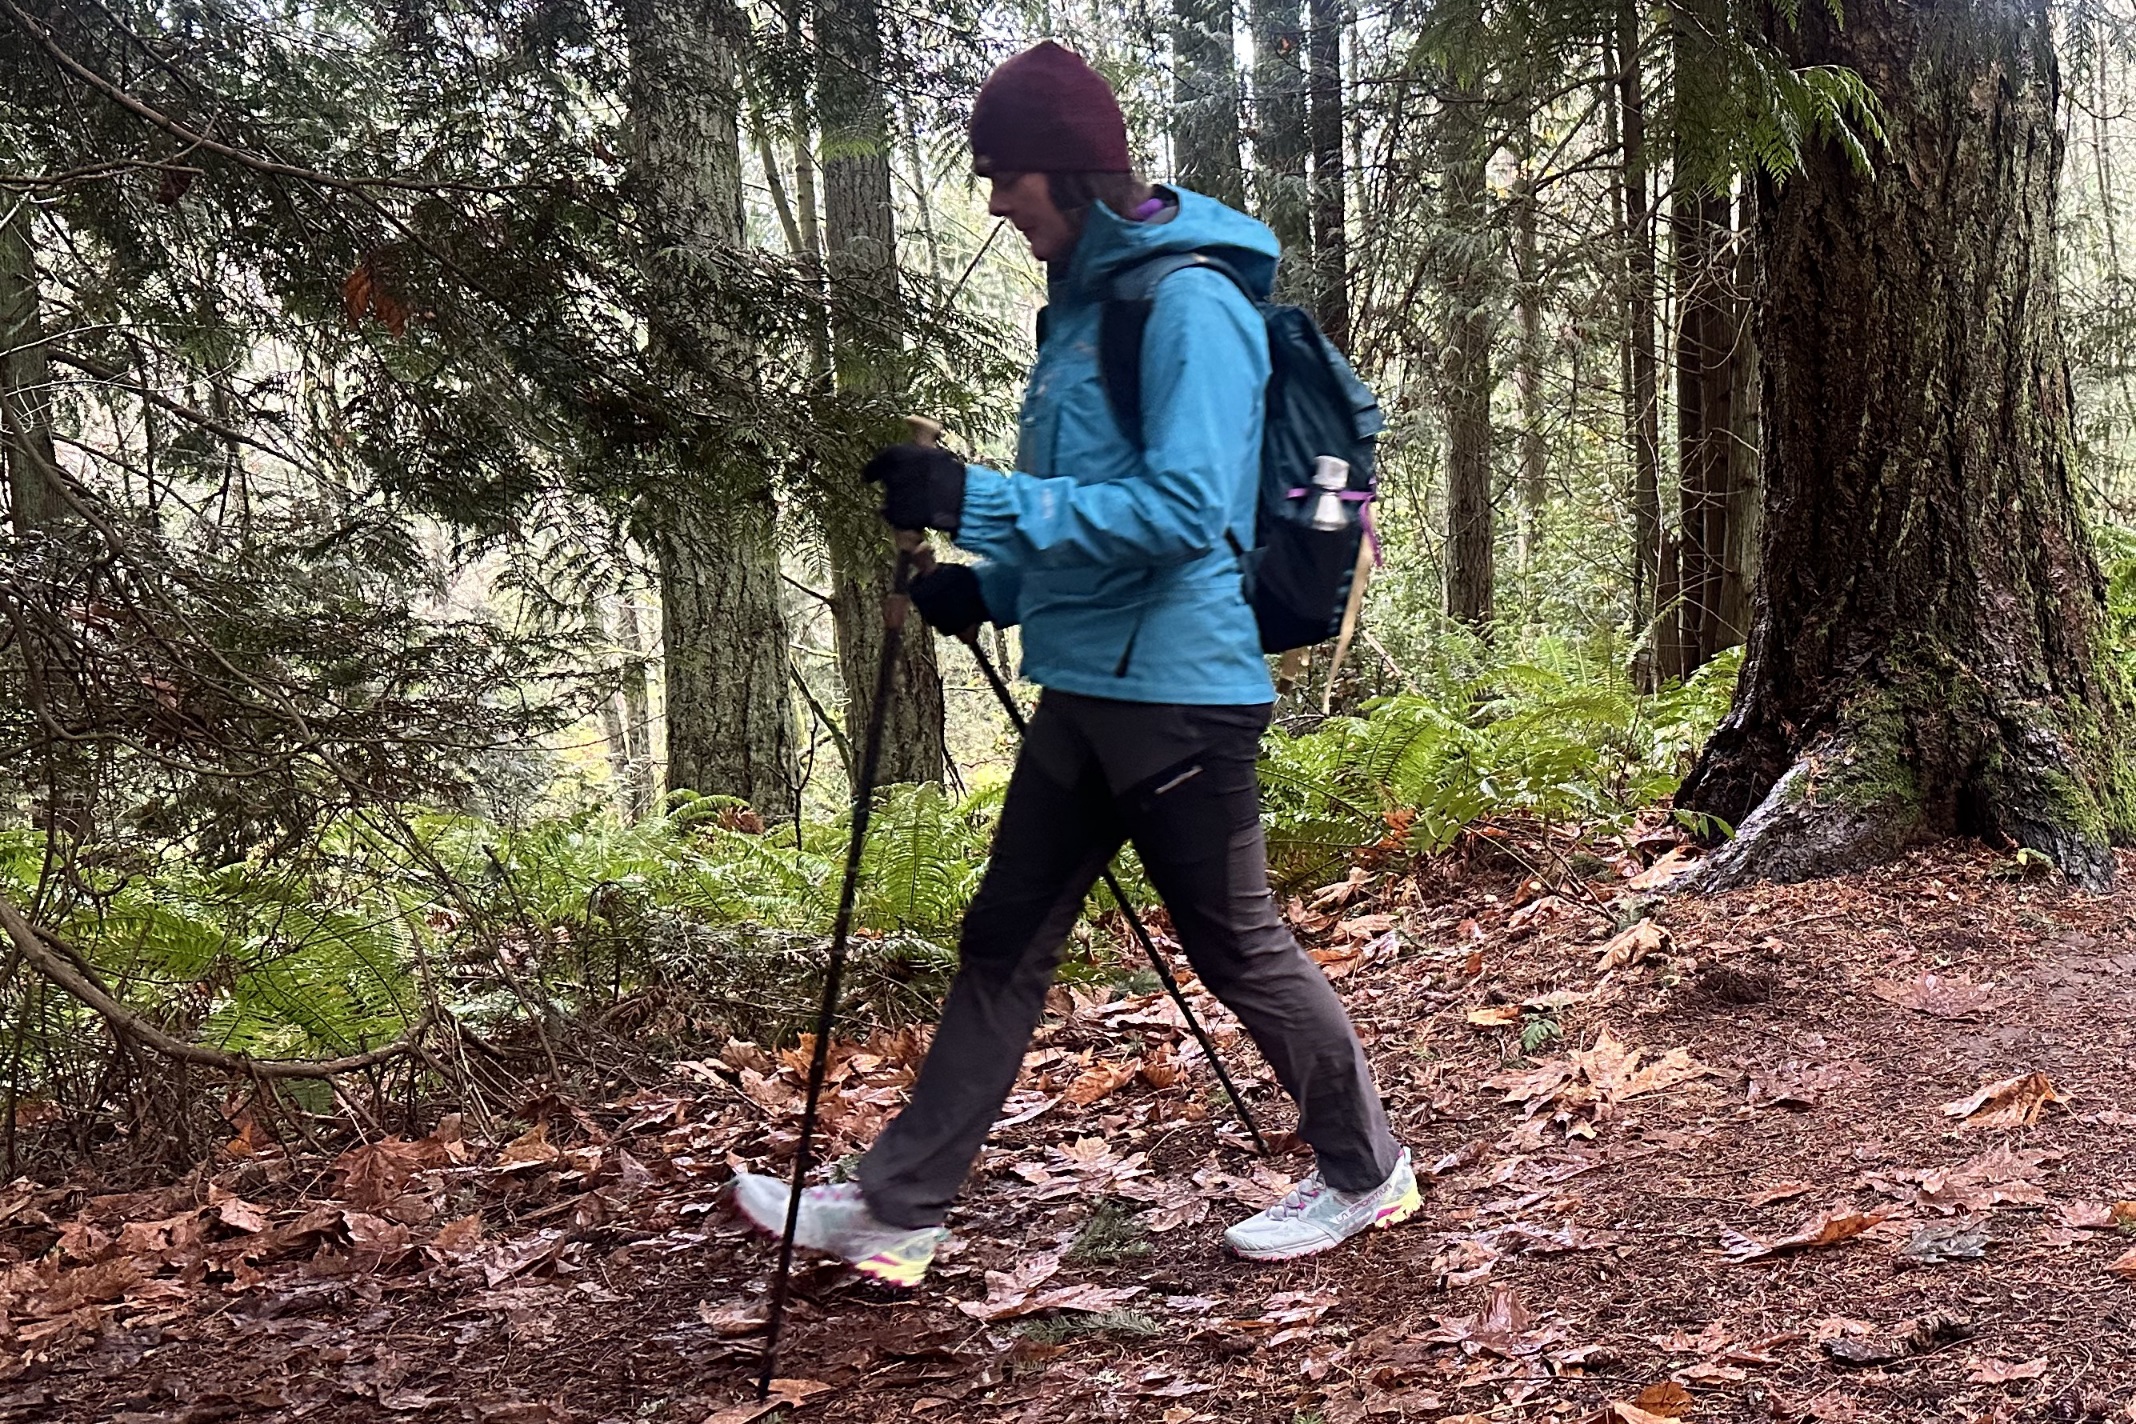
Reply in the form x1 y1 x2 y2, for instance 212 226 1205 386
1045 171 1158 225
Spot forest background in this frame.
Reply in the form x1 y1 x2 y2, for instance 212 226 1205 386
2 0 2134 1171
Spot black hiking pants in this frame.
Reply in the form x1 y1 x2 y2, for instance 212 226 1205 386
858 689 1400 1230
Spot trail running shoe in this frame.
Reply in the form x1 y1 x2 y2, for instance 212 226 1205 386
729 1174 946 1288
1223 1147 1421 1262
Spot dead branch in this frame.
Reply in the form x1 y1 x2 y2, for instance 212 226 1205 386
0 891 433 1079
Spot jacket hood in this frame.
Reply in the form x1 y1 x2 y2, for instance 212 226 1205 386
1056 186 1280 302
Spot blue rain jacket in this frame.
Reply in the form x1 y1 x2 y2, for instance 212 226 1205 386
956 188 1277 705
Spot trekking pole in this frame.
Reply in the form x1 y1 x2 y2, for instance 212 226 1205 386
756 523 920 1401
896 419 1267 1158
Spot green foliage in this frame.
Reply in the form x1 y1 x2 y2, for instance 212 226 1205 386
1064 1199 1152 1265
1261 641 1742 884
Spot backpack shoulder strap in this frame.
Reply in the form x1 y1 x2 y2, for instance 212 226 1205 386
1097 253 1255 450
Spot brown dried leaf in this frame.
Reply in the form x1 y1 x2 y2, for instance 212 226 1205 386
428 1212 485 1260
1467 1005 1522 1028
1940 1072 2064 1128
1597 919 1669 970
1966 1356 2047 1385
1914 1144 2052 1213
496 1123 562 1171
1871 972 1999 1020
1626 848 1697 891
1062 1057 1142 1108
1723 1208 1887 1263
1632 1383 1694 1418
2108 1247 2136 1280
700 1379 832 1424
1750 1182 1813 1208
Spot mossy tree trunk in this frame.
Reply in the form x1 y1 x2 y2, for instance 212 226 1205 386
818 0 947 788
623 0 799 820
1439 11 1495 630
1678 0 2133 889
1 195 66 537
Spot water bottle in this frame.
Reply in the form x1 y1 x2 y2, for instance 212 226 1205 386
1307 456 1352 531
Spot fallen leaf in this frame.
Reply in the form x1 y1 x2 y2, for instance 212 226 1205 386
1632 1381 1694 1418
1062 1057 1141 1108
213 1196 271 1234
2109 1247 2136 1279
1966 1356 2048 1384
1627 848 1698 891
1429 1140 1490 1176
1912 1144 2052 1213
1940 1072 2064 1128
700 1379 831 1424
1872 972 1999 1019
496 1123 562 1171
1467 1005 1522 1028
1750 1183 1813 1208
1723 1208 1887 1263
1597 919 1669 970
1899 1219 1990 1264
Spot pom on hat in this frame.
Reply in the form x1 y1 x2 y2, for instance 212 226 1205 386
969 41 1132 175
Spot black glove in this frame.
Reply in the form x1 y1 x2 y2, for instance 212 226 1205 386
908 563 990 637
863 442 966 533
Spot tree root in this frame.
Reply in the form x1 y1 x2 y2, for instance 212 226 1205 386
1691 758 1928 892
0 891 434 1080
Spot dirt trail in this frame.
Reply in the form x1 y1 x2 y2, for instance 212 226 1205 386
5 840 2133 1424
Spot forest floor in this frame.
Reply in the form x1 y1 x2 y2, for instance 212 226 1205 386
4 834 2135 1424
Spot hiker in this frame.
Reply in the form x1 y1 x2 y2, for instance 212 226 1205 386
732 40 1414 1286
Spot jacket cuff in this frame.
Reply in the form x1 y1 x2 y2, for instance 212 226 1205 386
959 465 1015 551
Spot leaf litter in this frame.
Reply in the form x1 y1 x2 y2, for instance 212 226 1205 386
2 837 2129 1422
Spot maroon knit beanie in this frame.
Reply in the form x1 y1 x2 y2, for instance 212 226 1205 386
969 41 1132 175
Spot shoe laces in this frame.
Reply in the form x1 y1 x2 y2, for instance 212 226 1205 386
1267 1173 1328 1220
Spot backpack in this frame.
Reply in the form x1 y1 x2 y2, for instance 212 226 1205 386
1054 252 1386 686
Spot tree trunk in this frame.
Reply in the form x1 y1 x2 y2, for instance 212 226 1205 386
1616 3 1661 673
655 500 798 818
1513 130 1547 575
623 0 800 820
1307 0 1349 349
1250 0 1312 298
1668 186 1735 678
1173 0 1245 205
616 596 658 817
1717 201 1760 649
1 196 66 537
1441 47 1496 629
1679 0 2133 889
817 0 947 787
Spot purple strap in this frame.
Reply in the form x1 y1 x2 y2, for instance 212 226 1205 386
1132 195 1170 221
1284 488 1383 566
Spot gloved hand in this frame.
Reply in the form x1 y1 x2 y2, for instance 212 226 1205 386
908 563 990 638
863 442 966 533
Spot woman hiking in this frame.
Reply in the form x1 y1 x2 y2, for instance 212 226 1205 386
732 40 1416 1284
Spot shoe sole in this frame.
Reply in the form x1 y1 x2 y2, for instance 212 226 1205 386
730 1183 934 1290
1225 1181 1424 1263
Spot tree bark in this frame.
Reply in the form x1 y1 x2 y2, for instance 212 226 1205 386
615 596 658 817
1717 201 1760 649
1441 49 1495 629
1513 130 1547 574
1667 186 1736 678
1307 0 1349 350
1679 0 2133 889
817 0 947 787
1251 0 1312 299
1616 3 1661 673
1174 0 1245 206
1 196 66 537
623 0 800 820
